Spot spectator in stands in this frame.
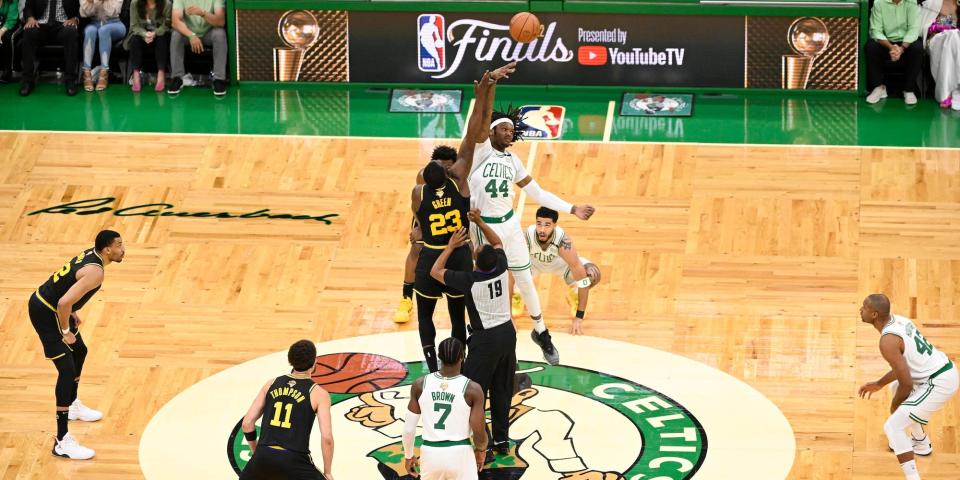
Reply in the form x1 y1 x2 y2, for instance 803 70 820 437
80 0 126 91
168 0 226 96
0 0 18 82
866 0 923 105
920 0 960 109
124 0 171 92
19 0 81 96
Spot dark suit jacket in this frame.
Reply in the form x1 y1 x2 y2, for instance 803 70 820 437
23 0 81 21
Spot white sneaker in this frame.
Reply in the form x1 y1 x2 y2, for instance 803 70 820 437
866 85 888 104
952 90 960 111
52 432 95 460
68 399 103 422
912 435 932 456
904 92 918 105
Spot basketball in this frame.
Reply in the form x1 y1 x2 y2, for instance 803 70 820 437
311 353 408 394
509 12 542 43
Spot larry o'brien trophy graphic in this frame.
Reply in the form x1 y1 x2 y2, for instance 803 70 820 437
781 17 830 89
273 10 320 82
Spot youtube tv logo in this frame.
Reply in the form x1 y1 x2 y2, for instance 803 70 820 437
578 46 607 66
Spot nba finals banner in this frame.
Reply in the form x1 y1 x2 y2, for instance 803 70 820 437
233 10 858 90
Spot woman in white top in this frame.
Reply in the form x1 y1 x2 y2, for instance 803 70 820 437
80 0 126 91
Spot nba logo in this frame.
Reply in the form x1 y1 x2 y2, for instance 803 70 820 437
417 14 446 73
518 105 566 140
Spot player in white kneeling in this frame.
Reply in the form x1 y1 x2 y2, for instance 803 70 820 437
858 294 958 480
469 94 595 364
402 337 488 479
513 207 601 335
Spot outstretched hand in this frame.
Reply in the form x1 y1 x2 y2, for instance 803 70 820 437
448 227 469 249
466 208 482 225
858 381 882 399
490 61 518 82
573 205 596 220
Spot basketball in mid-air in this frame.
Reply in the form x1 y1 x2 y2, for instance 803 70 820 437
509 12 542 43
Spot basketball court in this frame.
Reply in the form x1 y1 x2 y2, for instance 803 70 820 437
0 83 959 480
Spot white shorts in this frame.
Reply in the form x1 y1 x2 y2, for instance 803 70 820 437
471 215 529 271
532 256 592 286
420 444 477 480
893 362 958 426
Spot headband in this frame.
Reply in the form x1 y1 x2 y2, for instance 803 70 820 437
490 118 514 129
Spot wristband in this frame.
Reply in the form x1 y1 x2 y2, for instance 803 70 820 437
189 33 197 38
243 430 257 441
575 277 592 289
575 310 585 319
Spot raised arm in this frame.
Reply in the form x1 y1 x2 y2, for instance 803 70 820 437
450 62 516 185
467 209 502 249
474 62 516 144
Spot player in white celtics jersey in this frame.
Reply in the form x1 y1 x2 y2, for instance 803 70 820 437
858 294 958 480
403 337 488 479
514 207 602 335
469 100 595 365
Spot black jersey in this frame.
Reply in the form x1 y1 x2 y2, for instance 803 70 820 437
415 178 470 249
258 375 318 454
36 249 104 311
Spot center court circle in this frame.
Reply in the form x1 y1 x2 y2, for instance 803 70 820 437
140 332 795 479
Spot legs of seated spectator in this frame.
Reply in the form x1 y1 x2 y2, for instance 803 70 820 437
865 39 888 91
202 28 227 80
901 41 922 94
170 31 187 79
57 24 80 85
20 25 43 83
98 21 126 71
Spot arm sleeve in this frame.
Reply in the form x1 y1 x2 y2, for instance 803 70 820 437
521 179 573 215
470 139 492 175
444 270 473 293
402 410 421 459
2 1 18 29
512 153 529 180
903 1 921 44
870 4 888 41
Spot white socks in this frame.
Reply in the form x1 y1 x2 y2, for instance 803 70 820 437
901 459 920 480
531 316 546 333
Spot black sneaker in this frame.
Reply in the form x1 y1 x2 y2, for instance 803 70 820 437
514 372 532 394
167 77 183 94
490 440 510 456
65 81 78 97
213 79 226 96
531 329 560 365
19 81 34 97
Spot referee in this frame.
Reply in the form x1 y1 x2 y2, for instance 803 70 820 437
430 209 515 456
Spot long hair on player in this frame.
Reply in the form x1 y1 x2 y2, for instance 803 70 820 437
288 340 317 372
437 337 465 367
490 104 526 144
422 160 447 190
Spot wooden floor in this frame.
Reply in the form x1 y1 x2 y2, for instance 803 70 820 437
0 131 958 479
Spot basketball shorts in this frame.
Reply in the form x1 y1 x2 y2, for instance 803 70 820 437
891 362 958 428
532 256 592 286
469 215 529 271
239 446 326 480
28 292 78 360
414 245 473 299
420 444 478 480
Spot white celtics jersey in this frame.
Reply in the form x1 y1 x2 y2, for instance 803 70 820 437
882 314 950 381
526 224 569 275
469 139 528 218
418 373 472 442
